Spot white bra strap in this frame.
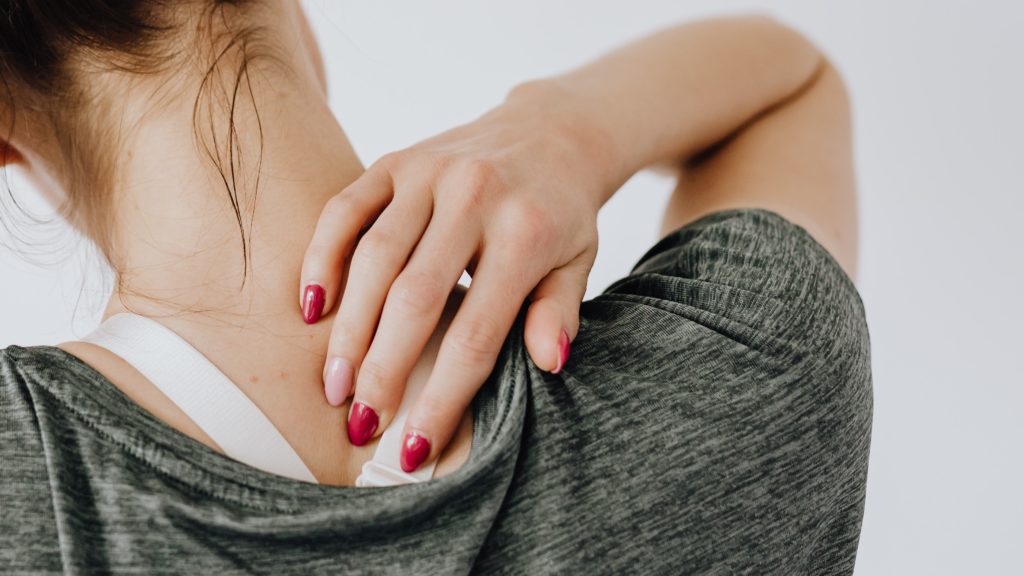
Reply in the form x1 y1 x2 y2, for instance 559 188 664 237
81 313 318 484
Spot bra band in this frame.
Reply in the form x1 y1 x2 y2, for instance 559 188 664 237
81 313 437 486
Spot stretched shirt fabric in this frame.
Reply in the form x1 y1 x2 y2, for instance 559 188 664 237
0 208 873 574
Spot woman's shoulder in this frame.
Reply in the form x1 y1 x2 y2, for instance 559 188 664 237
1 344 111 455
1 345 71 442
552 208 873 434
1 344 60 391
1 344 80 395
588 207 868 363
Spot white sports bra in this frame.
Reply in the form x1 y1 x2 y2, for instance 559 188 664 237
80 313 437 487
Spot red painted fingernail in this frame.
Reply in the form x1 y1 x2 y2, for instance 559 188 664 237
302 284 325 324
552 329 571 374
347 401 379 446
400 432 431 473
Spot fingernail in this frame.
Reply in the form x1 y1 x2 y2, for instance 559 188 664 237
302 283 326 324
552 329 571 374
347 401 379 446
400 432 431 473
324 356 353 406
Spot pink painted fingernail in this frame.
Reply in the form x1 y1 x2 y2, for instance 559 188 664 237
302 284 325 324
400 432 431 473
324 356 353 406
552 329 571 374
348 402 379 446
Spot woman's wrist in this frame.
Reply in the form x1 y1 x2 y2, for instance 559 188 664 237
504 78 633 208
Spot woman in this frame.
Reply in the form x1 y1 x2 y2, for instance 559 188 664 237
0 1 871 574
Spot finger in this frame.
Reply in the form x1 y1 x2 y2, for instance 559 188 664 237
523 252 593 374
345 213 480 445
322 185 434 407
397 248 538 472
299 167 393 324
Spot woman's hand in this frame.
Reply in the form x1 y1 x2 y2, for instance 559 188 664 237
298 82 621 473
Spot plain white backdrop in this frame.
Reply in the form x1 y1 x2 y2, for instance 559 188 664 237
1 1 1021 573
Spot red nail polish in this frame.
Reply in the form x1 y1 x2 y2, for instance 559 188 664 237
553 329 571 374
302 284 326 324
400 432 431 473
348 402 379 446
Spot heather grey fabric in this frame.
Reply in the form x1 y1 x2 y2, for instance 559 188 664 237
0 208 872 575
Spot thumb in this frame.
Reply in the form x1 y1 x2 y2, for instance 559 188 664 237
523 255 591 373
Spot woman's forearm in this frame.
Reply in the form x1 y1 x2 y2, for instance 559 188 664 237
508 15 824 204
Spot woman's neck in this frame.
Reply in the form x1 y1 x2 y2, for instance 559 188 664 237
59 59 474 485
105 66 362 321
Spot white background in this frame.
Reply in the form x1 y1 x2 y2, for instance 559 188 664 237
2 1 1022 573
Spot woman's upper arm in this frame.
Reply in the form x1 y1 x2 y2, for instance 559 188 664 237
661 59 858 281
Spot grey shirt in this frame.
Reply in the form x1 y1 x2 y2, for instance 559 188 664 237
0 208 873 575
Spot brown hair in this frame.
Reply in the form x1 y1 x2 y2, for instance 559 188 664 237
0 0 269 279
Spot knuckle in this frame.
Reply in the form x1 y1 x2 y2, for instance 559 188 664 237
446 317 504 367
503 201 556 252
352 230 396 269
462 158 501 186
375 150 408 171
389 270 447 315
427 153 457 179
454 158 502 209
462 156 501 188
321 192 355 222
